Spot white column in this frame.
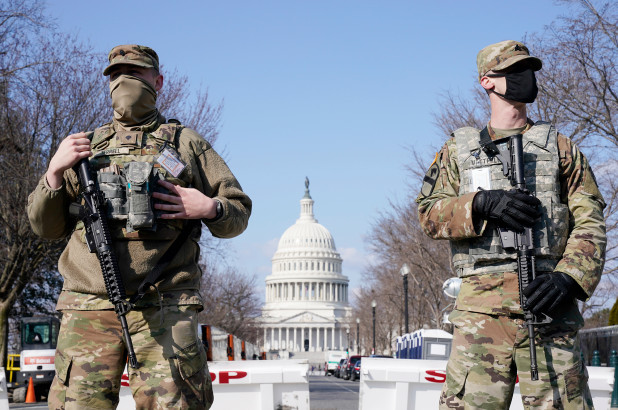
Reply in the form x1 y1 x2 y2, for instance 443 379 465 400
339 328 342 350
300 327 305 351
277 327 281 350
284 327 288 350
271 327 275 350
263 327 268 350
323 327 327 351
308 327 312 351
293 327 297 351
331 326 335 348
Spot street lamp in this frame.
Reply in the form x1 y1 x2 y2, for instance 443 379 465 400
346 327 350 352
371 300 377 355
400 263 410 334
356 318 360 354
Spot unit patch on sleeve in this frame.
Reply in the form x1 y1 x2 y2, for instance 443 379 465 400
420 152 440 198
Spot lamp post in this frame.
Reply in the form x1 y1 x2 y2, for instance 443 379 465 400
356 318 360 354
400 263 410 334
346 327 350 352
371 300 377 355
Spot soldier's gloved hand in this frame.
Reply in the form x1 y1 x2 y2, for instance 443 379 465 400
523 272 586 316
472 189 541 232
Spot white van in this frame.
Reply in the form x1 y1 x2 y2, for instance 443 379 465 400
325 350 347 375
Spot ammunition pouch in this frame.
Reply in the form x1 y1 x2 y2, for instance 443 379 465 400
125 162 155 232
98 172 128 220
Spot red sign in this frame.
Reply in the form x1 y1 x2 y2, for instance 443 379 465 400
121 370 249 387
424 370 446 383
210 371 248 384
24 357 54 365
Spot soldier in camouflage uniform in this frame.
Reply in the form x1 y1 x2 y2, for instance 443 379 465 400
417 40 606 409
27 45 252 409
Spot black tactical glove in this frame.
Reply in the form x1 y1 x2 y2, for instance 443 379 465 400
523 272 586 316
472 189 542 232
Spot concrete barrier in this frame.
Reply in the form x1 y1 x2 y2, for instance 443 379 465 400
118 359 310 410
0 368 9 409
359 358 615 410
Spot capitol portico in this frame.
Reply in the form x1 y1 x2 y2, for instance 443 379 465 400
260 179 352 353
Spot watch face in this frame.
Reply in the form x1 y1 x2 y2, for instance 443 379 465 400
216 200 223 218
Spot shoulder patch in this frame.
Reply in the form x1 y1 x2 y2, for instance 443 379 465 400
420 152 440 198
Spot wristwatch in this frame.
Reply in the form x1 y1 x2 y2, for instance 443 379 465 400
215 199 223 219
206 199 223 221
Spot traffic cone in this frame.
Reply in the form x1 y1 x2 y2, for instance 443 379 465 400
25 376 36 403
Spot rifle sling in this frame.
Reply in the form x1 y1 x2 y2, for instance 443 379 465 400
479 126 501 157
130 220 199 306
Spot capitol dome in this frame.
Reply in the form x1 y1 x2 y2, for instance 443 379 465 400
260 178 352 354
271 180 344 278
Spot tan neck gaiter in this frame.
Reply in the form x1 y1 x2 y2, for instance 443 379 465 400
109 75 159 128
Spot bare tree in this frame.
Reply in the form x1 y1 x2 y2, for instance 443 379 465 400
198 256 262 343
157 67 223 146
0 3 104 366
0 0 225 365
353 198 454 354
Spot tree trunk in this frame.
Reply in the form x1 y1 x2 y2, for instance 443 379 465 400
0 300 11 368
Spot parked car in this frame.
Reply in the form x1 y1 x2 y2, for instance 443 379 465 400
342 355 364 380
334 358 346 378
350 359 361 381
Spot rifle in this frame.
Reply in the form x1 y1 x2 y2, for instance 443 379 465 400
72 159 139 368
497 133 550 381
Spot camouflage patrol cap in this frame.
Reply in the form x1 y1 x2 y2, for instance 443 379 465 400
477 40 542 81
103 45 159 76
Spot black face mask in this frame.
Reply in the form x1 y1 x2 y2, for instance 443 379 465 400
486 68 538 103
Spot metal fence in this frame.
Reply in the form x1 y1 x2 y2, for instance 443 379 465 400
579 325 618 366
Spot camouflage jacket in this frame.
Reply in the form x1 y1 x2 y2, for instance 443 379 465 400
416 121 606 315
27 116 252 310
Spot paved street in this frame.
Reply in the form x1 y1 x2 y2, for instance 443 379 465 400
309 374 360 410
9 375 360 409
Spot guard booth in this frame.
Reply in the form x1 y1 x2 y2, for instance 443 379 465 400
396 329 452 361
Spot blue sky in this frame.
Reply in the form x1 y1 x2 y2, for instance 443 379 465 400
50 1 574 299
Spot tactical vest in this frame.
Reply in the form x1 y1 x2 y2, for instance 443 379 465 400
81 121 190 240
451 121 570 277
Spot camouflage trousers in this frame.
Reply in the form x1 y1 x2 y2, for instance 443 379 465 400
440 308 593 410
48 305 214 409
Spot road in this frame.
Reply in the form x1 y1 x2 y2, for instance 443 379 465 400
9 375 360 409
309 374 360 410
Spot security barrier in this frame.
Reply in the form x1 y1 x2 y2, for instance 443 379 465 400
117 359 310 410
198 324 261 361
0 368 9 408
359 358 616 410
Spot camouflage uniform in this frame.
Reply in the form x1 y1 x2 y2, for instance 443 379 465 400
27 45 251 409
417 41 606 409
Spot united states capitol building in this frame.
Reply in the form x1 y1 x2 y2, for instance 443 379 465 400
260 179 352 356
